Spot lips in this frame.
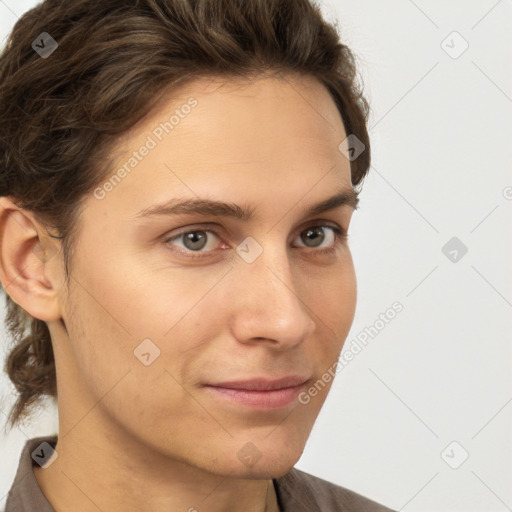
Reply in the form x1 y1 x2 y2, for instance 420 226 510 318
206 376 309 391
203 376 310 409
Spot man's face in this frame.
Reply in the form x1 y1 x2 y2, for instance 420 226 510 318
51 73 357 478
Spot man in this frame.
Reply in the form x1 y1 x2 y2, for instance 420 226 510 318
0 0 396 510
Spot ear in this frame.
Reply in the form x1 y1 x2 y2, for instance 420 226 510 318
0 196 63 322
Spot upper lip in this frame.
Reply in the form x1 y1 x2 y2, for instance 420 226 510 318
205 376 309 391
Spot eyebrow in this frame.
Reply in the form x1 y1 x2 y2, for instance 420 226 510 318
133 187 359 221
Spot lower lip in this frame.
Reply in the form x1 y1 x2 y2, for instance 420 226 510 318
204 384 306 410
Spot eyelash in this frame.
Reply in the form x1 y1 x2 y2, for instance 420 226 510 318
163 223 348 260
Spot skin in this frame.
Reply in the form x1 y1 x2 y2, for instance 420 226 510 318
0 72 358 512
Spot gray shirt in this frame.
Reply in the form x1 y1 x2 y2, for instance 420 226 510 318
5 436 396 511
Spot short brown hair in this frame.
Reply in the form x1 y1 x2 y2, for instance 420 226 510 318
0 0 371 431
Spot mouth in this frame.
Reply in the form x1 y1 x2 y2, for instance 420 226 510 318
202 376 310 410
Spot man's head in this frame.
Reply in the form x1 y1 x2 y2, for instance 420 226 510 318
0 0 370 479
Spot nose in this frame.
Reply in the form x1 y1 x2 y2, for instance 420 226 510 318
227 241 316 350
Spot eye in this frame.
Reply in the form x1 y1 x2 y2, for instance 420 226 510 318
165 229 221 254
163 224 347 259
295 225 345 250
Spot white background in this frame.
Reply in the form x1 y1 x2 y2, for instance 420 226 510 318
1 1 511 510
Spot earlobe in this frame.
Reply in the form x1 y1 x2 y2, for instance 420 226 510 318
0 197 63 322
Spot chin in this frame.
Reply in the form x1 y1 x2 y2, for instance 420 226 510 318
210 452 302 480
205 430 308 480
240 451 303 480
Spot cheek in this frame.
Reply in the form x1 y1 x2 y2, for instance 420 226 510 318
62 255 229 394
61 282 135 401
306 254 357 335
304 255 357 360
62 274 204 443
331 252 357 318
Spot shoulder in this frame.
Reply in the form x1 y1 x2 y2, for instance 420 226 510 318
5 435 58 512
273 467 397 512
